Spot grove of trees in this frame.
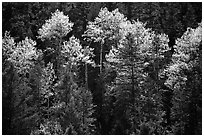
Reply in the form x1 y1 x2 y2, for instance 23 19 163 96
2 2 202 135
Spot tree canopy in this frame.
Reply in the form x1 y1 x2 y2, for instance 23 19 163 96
2 2 202 135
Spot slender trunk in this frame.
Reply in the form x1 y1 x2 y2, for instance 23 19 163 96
153 36 159 118
82 62 88 133
66 65 72 105
129 35 136 131
99 41 104 134
82 95 85 134
85 62 88 89
131 61 135 128
100 42 103 74
37 72 41 120
7 65 15 134
47 97 49 119
130 49 135 109
131 65 135 102
56 37 62 79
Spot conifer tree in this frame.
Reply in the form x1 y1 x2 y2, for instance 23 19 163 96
33 9 96 134
106 19 169 134
2 31 42 134
84 8 128 133
160 23 202 134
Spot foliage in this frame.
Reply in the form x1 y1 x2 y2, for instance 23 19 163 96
161 23 201 90
3 32 42 75
104 15 168 134
38 8 95 77
66 87 96 134
2 31 16 60
38 9 74 40
32 9 96 135
84 7 127 43
31 120 63 135
40 62 56 99
2 32 43 134
2 3 202 135
159 23 202 134
61 36 95 67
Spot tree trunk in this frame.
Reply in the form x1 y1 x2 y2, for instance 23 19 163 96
3 64 15 134
100 41 103 74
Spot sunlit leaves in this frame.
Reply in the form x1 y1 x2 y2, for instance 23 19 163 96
175 23 202 56
105 47 120 63
2 31 16 59
84 7 127 43
119 20 147 38
106 20 169 67
160 62 188 90
38 9 95 68
161 23 202 90
62 36 95 67
119 20 152 55
35 9 96 135
152 33 170 57
103 9 169 134
31 120 63 135
38 9 74 40
158 23 202 134
3 33 42 75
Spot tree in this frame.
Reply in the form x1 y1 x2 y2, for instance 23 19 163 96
84 7 128 133
2 33 17 134
84 7 128 73
38 9 73 40
2 31 42 134
106 19 169 134
160 23 202 134
2 2 202 135
32 9 96 134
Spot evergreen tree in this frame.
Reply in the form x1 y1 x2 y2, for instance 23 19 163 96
32 9 96 134
106 19 169 134
2 32 42 134
2 2 202 135
84 7 128 133
160 23 202 134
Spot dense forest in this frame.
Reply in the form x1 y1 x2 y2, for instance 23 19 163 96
2 2 202 135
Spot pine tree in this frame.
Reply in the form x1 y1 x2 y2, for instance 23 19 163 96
84 7 128 72
106 19 169 134
84 7 128 133
160 23 202 134
32 9 96 134
2 31 42 134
